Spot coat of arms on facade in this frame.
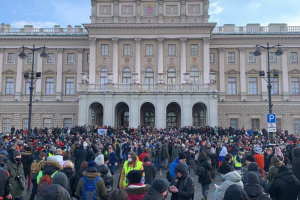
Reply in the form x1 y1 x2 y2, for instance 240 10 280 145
147 58 152 62
144 4 156 16
125 58 130 62
192 57 197 62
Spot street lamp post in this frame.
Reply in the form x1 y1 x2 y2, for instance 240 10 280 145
253 43 283 114
18 45 48 138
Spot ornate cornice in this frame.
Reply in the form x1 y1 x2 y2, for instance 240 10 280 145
211 35 300 40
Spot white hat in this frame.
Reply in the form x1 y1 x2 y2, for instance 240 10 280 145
95 154 104 165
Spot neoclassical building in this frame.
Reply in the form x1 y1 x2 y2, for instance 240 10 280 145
0 0 300 133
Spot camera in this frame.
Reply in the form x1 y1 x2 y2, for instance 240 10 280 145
15 175 25 191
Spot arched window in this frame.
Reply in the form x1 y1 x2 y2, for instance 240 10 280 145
192 106 205 127
167 68 176 83
121 111 129 127
190 67 199 84
144 110 155 127
122 67 131 84
100 67 109 84
166 111 177 127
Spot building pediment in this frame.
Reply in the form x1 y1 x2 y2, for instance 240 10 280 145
225 69 240 74
62 69 77 75
246 69 259 74
2 69 17 75
288 68 300 74
43 69 57 75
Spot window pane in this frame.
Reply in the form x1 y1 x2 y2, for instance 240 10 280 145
291 77 299 95
146 44 153 56
46 78 54 95
67 53 74 63
123 44 131 56
230 118 238 129
190 44 198 56
249 77 258 95
228 77 236 95
23 118 28 130
210 53 215 63
2 118 10 133
228 52 235 63
66 77 74 95
47 53 55 64
7 53 15 63
6 78 14 95
249 52 256 63
102 45 109 56
168 45 176 56
269 52 277 63
290 52 298 63
64 118 72 128
271 78 279 95
295 119 300 134
100 67 109 84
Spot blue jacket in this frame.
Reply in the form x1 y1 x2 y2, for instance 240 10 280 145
169 157 189 179
108 151 118 165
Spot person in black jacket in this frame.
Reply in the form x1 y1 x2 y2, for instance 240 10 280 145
155 144 162 170
74 145 87 172
143 156 156 185
209 147 218 179
264 148 273 173
85 145 95 162
143 178 169 200
269 165 300 200
21 146 34 192
244 172 271 200
169 163 195 200
224 184 250 200
291 147 300 200
198 151 212 200
0 157 11 200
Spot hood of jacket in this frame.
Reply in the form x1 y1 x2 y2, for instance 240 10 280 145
294 148 300 157
244 184 264 197
175 163 188 177
124 183 150 195
273 160 282 168
42 184 70 200
224 171 242 182
61 167 74 178
173 157 180 164
42 161 63 175
97 164 109 174
52 172 69 189
276 171 299 185
82 171 101 179
143 186 164 200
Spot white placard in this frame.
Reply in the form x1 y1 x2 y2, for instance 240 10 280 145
268 128 276 132
268 123 276 128
97 129 107 135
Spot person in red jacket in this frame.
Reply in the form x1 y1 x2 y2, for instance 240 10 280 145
124 170 150 200
253 146 265 178
138 149 149 163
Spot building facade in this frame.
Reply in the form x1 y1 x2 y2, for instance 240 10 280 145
0 0 300 133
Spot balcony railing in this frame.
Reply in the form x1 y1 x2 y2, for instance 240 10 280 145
86 83 211 92
212 25 300 34
0 27 88 35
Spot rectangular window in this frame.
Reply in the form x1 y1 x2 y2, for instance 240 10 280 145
7 53 15 63
43 118 51 128
146 44 153 56
249 77 258 95
168 44 176 56
5 77 14 95
23 118 28 130
228 77 237 95
27 53 33 64
295 119 300 134
210 53 215 63
2 118 10 133
290 52 298 63
228 52 235 63
65 77 74 95
291 77 299 95
271 78 279 95
230 118 238 129
190 44 198 56
251 118 260 130
67 53 75 64
249 52 256 63
25 82 30 95
269 52 277 63
87 53 90 64
101 44 109 56
47 53 55 64
123 44 131 56
63 118 72 128
45 78 54 95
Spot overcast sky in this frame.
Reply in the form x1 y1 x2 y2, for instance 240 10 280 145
1 0 299 28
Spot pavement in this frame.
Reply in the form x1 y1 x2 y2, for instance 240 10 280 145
23 165 223 200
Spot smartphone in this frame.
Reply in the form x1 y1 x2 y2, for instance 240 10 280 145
214 184 218 187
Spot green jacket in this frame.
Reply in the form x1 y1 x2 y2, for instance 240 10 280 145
76 171 107 200
266 161 282 188
4 161 24 199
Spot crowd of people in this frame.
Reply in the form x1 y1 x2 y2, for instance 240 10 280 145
0 125 300 200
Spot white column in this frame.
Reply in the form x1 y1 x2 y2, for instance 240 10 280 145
0 49 4 96
239 47 246 100
130 95 139 128
78 95 87 126
134 38 141 83
15 48 23 98
56 48 63 100
182 95 192 126
77 49 83 92
35 50 43 100
180 37 187 83
282 48 289 100
203 38 211 83
157 38 164 75
112 38 119 83
260 48 268 99
156 95 165 128
219 48 225 98
209 94 219 127
89 37 96 84
104 95 113 126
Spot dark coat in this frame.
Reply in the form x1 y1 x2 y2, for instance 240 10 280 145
269 170 300 200
73 168 86 193
170 175 194 200
244 184 271 200
96 165 112 187
197 156 212 184
142 186 165 200
292 147 300 182
143 162 156 185
224 184 250 200
74 147 87 171
86 148 95 162
21 152 34 175
242 168 268 194
108 151 118 166
162 144 170 160
60 167 77 195
0 168 10 198
156 147 162 158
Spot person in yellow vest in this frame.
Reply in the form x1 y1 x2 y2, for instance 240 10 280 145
234 148 244 174
119 151 145 189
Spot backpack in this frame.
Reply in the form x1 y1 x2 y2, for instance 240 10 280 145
37 174 52 198
31 160 42 179
166 171 172 182
195 162 206 177
249 192 270 200
82 176 101 200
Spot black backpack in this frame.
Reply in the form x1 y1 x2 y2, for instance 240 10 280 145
166 171 172 182
249 192 271 200
195 162 206 177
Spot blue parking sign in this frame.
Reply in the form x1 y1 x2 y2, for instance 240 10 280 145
267 114 276 123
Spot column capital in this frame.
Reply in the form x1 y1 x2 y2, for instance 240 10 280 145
159 0 163 5
157 37 165 44
77 48 84 54
180 37 188 43
136 0 141 6
57 48 63 54
203 37 211 44
17 48 23 54
89 37 97 46
239 47 246 52
0 48 4 54
134 38 142 44
181 0 186 5
114 0 119 6
112 37 119 44
218 48 225 53
282 47 288 52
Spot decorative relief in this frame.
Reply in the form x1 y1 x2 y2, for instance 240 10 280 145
134 38 142 44
112 37 119 44
147 58 152 63
77 48 83 54
125 58 130 63
99 5 112 15
166 5 178 14
203 37 210 44
0 48 4 54
188 4 201 14
219 48 225 53
121 5 134 15
157 37 165 44
192 57 197 63
180 37 187 43
143 4 156 16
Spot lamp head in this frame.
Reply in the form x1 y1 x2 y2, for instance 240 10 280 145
275 48 283 57
273 70 279 77
40 46 48 60
18 46 27 60
253 49 262 57
259 70 265 77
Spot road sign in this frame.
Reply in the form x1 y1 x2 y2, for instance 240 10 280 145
267 114 276 123
268 123 276 128
268 127 276 132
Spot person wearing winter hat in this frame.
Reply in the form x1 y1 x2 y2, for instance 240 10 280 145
95 154 113 194
52 172 72 196
143 156 156 185
76 160 107 200
169 163 195 200
39 184 71 200
242 162 268 193
224 184 250 200
52 148 63 163
21 146 34 192
243 172 270 200
143 178 169 200
124 170 149 200
243 155 262 175
169 152 190 180
253 146 265 178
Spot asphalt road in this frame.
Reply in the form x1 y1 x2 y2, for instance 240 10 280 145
23 166 223 200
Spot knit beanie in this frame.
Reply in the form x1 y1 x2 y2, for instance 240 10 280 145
219 162 232 174
245 155 255 162
248 162 259 172
126 170 143 184
247 172 260 185
88 160 97 169
104 154 109 162
144 156 150 162
13 150 21 157
151 178 169 194
277 165 289 174
25 146 31 152
178 152 187 160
